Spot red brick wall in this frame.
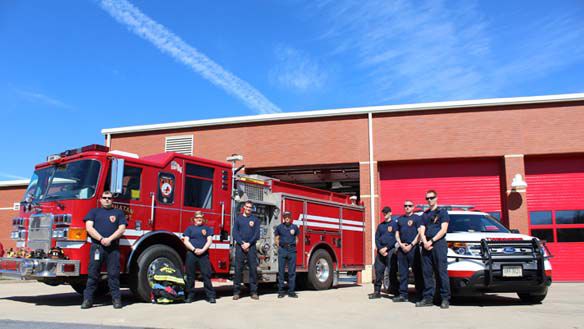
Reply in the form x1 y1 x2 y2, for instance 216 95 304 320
372 102 584 161
0 186 26 251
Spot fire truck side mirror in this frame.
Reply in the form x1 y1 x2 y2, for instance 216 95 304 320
110 158 125 195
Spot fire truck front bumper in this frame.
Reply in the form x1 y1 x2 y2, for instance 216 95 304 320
0 257 80 279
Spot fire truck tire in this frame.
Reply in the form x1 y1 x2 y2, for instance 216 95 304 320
517 287 548 304
131 244 184 302
307 249 334 290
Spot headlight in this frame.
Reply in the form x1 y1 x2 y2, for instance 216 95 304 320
448 242 481 256
52 228 69 239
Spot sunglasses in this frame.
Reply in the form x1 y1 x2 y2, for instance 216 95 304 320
425 196 436 201
101 196 113 200
404 204 414 208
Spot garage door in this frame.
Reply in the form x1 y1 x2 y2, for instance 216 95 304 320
526 156 584 281
379 159 503 217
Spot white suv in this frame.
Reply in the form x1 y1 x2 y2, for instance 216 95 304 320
444 208 552 303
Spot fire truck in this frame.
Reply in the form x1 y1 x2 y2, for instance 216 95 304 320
0 145 365 301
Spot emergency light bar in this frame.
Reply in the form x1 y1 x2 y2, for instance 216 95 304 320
416 204 476 211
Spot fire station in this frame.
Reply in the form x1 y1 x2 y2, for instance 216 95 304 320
2 93 584 282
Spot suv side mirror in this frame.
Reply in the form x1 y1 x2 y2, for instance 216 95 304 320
110 158 125 195
510 229 520 234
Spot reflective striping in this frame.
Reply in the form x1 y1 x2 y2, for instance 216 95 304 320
210 243 231 250
299 214 364 228
293 220 364 232
56 241 85 249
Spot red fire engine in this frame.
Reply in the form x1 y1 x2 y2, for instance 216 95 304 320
0 145 365 301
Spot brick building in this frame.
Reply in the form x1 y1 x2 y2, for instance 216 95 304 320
2 93 583 280
0 180 28 251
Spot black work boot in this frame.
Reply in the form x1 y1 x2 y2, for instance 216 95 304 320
415 298 434 307
368 292 382 299
288 292 298 298
81 299 93 309
393 296 407 302
113 298 123 309
277 292 286 298
185 295 195 303
440 300 450 309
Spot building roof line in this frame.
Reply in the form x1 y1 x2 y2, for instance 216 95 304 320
101 92 584 135
0 179 30 187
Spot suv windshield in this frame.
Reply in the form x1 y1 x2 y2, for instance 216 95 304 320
448 214 510 233
24 160 101 201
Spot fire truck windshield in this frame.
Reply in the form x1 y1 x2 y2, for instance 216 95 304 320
24 159 102 202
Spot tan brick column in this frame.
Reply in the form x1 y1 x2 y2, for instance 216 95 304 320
359 161 379 283
503 154 529 234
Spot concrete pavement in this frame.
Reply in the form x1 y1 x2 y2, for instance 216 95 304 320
0 281 583 329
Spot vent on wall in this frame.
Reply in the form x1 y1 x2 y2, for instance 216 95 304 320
165 135 194 155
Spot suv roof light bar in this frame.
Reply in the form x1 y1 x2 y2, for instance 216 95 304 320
416 204 476 211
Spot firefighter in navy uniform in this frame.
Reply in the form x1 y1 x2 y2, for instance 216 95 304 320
182 211 216 304
416 190 451 309
232 200 261 300
369 206 398 299
274 211 300 298
81 191 127 309
393 200 422 302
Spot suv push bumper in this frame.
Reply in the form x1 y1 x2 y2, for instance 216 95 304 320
0 257 80 279
451 270 552 295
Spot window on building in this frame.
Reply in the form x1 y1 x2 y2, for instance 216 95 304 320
557 228 584 242
530 229 554 242
529 211 553 225
555 210 584 225
183 163 214 209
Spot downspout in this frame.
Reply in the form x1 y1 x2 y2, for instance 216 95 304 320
105 133 111 148
367 112 375 264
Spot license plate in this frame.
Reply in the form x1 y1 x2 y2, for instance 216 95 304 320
502 265 523 277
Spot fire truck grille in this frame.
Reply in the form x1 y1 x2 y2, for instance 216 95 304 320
244 184 264 201
28 213 53 252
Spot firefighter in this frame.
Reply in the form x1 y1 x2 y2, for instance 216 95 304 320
393 200 422 302
182 211 216 304
81 191 127 309
369 206 398 299
416 190 451 309
232 200 260 300
274 211 299 298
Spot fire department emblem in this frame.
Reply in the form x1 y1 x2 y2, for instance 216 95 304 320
249 220 255 227
161 182 172 197
109 215 116 223
201 229 207 236
290 229 295 235
408 220 414 227
387 226 393 232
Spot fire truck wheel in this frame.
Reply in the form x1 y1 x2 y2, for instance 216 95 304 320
517 287 548 304
131 244 184 302
307 249 334 290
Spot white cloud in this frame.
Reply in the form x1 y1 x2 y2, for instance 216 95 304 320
269 45 328 92
15 89 75 111
313 0 584 101
99 0 281 114
0 172 28 180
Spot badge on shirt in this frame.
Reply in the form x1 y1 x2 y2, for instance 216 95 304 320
387 226 393 232
109 215 116 223
433 215 439 224
249 220 255 227
290 229 295 235
408 220 413 227
201 229 207 236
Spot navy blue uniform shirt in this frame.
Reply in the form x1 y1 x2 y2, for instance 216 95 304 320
421 207 450 241
84 207 127 245
183 225 214 249
233 214 260 245
397 214 421 244
375 219 399 250
274 223 299 247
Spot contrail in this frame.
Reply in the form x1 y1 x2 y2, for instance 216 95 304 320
99 0 282 114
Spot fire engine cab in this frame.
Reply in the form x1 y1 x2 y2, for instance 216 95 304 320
0 145 365 301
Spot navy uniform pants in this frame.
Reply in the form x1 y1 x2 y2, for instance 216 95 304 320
233 244 258 295
185 252 215 299
83 243 121 301
421 239 451 301
397 245 424 299
277 246 297 293
373 247 395 293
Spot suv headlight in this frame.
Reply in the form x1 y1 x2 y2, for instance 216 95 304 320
448 242 481 256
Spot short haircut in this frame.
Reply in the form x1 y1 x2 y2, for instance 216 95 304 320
102 191 113 196
425 190 437 196
404 199 414 204
244 200 253 206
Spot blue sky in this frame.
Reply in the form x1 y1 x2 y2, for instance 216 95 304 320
1 0 583 180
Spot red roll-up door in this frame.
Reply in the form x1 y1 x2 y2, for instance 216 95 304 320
379 159 503 217
526 156 584 281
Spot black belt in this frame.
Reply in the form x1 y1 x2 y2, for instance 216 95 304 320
280 243 296 248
